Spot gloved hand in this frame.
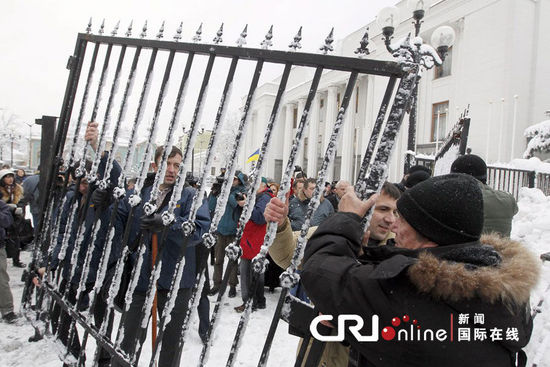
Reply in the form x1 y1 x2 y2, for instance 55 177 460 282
91 188 111 211
6 203 23 217
140 213 165 232
14 207 23 217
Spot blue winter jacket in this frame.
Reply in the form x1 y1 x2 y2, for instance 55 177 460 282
116 185 210 292
207 172 246 236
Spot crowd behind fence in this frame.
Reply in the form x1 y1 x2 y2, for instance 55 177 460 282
416 157 550 199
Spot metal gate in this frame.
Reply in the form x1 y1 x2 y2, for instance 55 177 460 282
22 20 416 366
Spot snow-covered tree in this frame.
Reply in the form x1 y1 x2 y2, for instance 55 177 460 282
523 118 550 159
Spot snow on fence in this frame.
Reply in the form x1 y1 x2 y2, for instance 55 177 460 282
20 20 416 367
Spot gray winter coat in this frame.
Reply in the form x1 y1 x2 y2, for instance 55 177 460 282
288 194 334 231
0 200 14 247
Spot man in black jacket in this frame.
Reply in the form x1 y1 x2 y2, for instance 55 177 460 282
302 173 539 367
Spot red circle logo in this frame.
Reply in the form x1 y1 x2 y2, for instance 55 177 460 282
381 326 396 341
391 317 401 327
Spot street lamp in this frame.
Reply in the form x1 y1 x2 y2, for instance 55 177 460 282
2 126 22 167
23 121 33 169
377 0 455 173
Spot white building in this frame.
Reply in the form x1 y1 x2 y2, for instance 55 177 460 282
238 0 550 183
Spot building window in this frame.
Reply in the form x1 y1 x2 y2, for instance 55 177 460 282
293 107 298 128
320 98 324 108
431 101 449 142
434 47 452 79
337 93 341 108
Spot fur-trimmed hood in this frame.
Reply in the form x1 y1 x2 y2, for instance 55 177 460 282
0 183 24 204
408 234 540 307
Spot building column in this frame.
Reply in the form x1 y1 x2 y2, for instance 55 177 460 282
323 86 339 182
356 76 369 181
296 98 306 170
361 75 375 165
307 94 320 178
340 87 357 181
282 104 295 177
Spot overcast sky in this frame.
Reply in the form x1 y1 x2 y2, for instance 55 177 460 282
0 0 395 137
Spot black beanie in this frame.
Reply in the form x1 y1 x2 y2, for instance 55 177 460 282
407 164 432 175
396 173 483 246
404 170 431 188
450 154 487 184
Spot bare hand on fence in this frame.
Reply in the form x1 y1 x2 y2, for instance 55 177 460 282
339 187 378 218
264 192 290 226
85 121 99 151
237 194 247 207
31 267 46 287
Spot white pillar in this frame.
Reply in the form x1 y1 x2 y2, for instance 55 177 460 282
340 87 357 181
282 104 295 176
296 98 306 170
510 95 519 161
361 75 374 166
486 100 493 162
307 94 320 178
324 86 339 182
498 98 505 162
356 76 369 158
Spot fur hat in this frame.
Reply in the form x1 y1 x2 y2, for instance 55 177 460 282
0 169 15 182
396 173 483 246
450 154 487 184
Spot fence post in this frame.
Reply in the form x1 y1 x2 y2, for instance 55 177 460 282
528 171 536 188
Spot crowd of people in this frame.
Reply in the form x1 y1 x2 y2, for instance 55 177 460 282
0 117 538 367
0 164 39 324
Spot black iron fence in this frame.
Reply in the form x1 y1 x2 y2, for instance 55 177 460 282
416 156 550 199
22 21 416 367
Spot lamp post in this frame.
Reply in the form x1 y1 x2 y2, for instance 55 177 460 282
23 121 33 169
2 127 22 167
377 0 455 173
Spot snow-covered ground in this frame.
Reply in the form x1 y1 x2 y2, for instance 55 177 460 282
1 187 549 366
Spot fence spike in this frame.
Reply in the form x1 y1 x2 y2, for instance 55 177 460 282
111 20 120 36
320 27 334 55
213 23 224 44
140 20 148 38
156 21 165 40
354 27 370 58
98 19 105 35
125 20 133 37
86 17 92 34
193 23 203 43
260 25 273 49
174 21 183 42
288 26 302 51
236 24 248 47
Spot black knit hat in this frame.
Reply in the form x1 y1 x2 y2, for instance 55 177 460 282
407 164 432 175
396 173 483 246
450 154 487 184
404 170 431 188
